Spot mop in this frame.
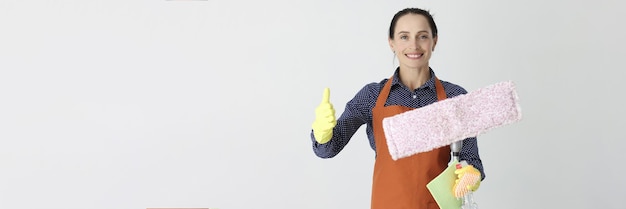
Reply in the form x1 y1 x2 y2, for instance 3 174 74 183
382 81 522 161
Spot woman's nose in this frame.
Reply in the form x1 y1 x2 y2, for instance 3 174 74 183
410 39 420 50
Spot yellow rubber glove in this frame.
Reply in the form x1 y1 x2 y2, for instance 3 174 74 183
311 88 337 144
453 164 481 198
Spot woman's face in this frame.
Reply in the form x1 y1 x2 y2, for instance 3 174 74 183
389 14 437 70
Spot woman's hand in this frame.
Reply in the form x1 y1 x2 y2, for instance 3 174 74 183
311 88 337 144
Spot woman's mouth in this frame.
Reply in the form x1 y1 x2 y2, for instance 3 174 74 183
406 53 423 59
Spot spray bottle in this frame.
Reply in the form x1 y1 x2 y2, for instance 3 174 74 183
450 141 478 209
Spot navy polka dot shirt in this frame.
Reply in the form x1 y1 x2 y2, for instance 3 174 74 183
311 68 485 180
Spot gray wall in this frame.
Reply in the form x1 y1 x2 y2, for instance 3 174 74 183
1 0 624 208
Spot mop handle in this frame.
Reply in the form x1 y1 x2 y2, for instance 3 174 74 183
451 141 462 162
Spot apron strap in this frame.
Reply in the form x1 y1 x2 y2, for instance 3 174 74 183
375 75 395 108
434 76 448 101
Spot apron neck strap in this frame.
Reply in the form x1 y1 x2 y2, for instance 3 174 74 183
433 76 447 101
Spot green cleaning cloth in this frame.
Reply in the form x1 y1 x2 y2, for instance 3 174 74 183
426 161 462 209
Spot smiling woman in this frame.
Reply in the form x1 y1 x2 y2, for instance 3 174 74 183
309 8 484 209
388 10 439 90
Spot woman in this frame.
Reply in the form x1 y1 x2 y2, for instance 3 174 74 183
310 8 485 209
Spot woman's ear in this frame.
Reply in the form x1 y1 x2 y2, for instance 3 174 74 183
432 36 438 51
389 38 395 53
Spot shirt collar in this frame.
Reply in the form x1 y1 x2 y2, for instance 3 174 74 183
390 67 438 90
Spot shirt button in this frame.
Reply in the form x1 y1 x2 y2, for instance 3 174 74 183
412 95 417 99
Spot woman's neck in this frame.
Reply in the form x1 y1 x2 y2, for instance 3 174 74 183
398 66 431 90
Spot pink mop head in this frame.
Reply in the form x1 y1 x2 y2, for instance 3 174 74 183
382 81 522 161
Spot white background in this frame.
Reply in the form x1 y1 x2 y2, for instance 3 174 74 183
1 0 625 209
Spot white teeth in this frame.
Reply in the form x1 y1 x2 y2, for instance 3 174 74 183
407 54 422 58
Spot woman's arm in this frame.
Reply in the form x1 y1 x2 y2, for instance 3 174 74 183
459 137 486 180
311 84 377 158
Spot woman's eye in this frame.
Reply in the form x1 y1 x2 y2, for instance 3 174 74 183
400 36 408 40
420 35 428 39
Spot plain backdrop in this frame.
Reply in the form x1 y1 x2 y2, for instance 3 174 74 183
1 0 625 209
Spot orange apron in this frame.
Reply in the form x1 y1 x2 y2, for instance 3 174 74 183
370 75 450 209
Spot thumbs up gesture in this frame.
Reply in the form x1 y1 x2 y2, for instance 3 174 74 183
312 88 337 144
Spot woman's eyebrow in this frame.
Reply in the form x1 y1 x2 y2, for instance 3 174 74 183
397 30 430 34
